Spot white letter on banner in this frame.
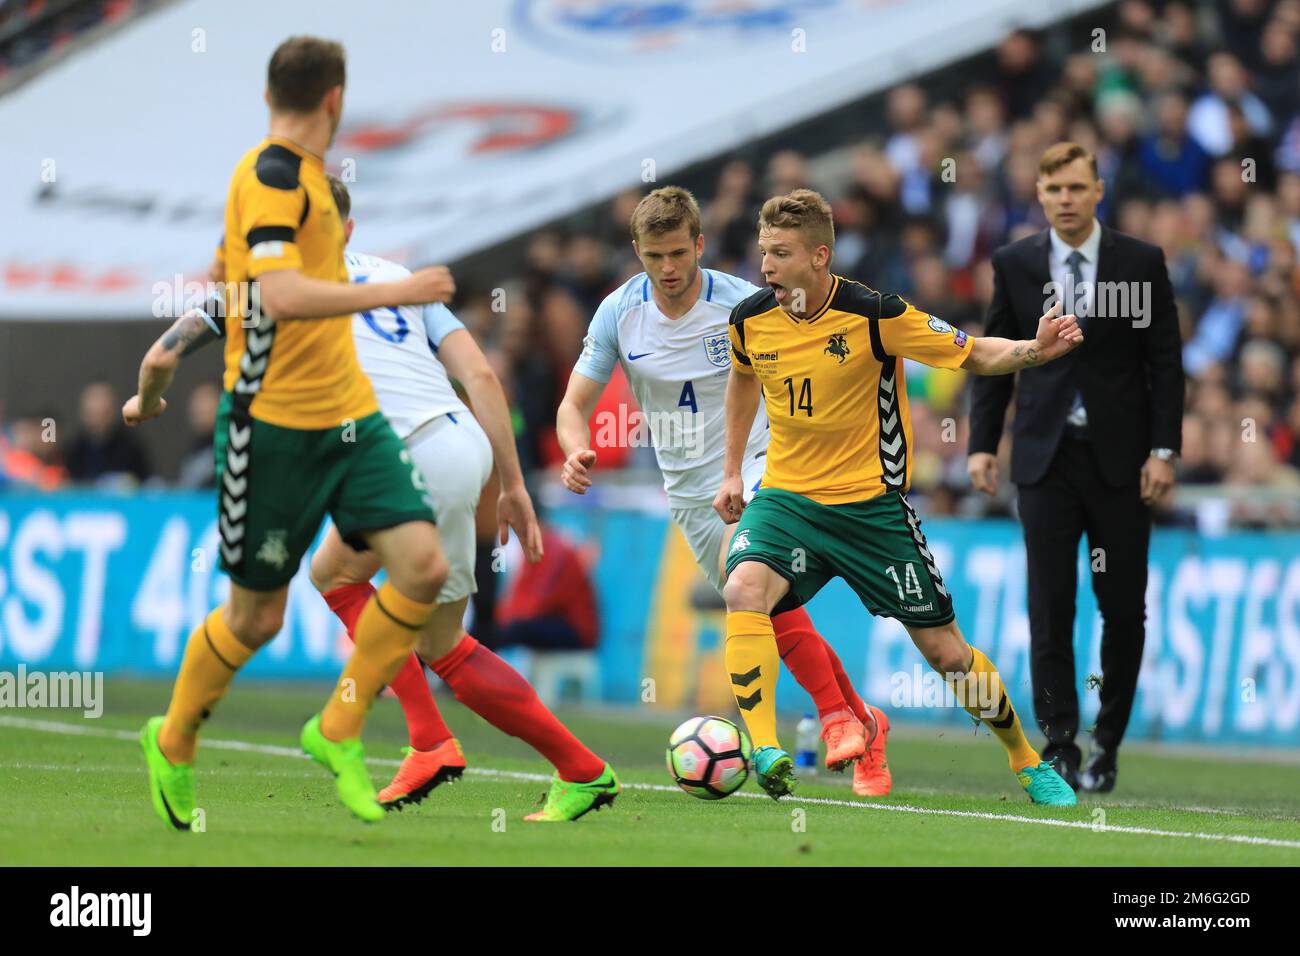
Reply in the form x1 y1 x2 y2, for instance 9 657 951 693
288 569 337 664
1276 561 1300 734
1202 558 1246 736
998 543 1031 676
64 513 126 668
0 509 7 655
1138 566 1165 726
1164 557 1204 732
1234 560 1278 734
189 523 226 635
132 517 190 666
964 545 1005 653
3 512 65 661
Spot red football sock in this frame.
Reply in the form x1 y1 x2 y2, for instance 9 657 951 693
773 606 858 723
386 653 452 750
429 634 605 783
322 582 374 637
818 630 871 725
322 583 451 751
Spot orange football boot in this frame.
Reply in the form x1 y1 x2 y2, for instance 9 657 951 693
820 709 867 772
378 738 467 809
853 706 892 796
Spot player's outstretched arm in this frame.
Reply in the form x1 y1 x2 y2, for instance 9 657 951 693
713 366 761 524
437 329 543 562
961 301 1083 375
255 265 455 322
556 372 605 495
122 306 223 426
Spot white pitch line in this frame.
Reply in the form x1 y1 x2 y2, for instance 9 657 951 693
3 714 1299 851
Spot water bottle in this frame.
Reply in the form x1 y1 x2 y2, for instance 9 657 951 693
795 713 819 774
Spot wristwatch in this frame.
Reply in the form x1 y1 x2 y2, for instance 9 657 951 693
1150 448 1177 462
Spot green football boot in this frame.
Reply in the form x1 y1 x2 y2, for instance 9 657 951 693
140 716 195 831
752 746 797 800
300 714 385 823
1017 761 1079 806
524 763 621 822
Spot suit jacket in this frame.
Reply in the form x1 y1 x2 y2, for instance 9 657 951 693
968 225 1184 487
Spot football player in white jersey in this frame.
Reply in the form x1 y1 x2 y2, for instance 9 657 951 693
556 187 891 796
303 177 621 822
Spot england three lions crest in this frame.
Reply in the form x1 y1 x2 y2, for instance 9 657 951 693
702 333 731 368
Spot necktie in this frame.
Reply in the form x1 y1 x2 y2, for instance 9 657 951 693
1064 249 1088 431
1065 250 1087 322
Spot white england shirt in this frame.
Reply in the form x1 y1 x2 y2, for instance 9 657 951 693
344 251 469 439
574 269 770 507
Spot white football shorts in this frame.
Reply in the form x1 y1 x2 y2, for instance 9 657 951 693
669 447 768 595
406 410 493 604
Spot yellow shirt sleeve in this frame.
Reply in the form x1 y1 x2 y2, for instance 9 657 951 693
728 321 756 375
878 301 973 370
237 174 306 278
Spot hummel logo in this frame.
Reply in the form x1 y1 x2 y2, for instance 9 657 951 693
628 351 654 361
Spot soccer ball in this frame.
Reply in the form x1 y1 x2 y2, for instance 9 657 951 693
666 715 752 799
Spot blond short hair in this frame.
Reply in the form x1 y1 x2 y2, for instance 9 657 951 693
630 186 701 243
326 173 351 219
1038 141 1098 180
758 188 835 255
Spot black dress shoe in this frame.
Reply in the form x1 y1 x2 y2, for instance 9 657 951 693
1080 747 1117 792
1048 752 1080 791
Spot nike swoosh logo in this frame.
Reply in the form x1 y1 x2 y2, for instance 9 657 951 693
158 787 190 831
627 352 654 361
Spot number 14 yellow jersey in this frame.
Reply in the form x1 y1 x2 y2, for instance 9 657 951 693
728 276 973 504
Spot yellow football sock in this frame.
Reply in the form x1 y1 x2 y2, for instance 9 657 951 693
945 644 1040 772
160 607 254 764
320 581 435 742
725 610 781 749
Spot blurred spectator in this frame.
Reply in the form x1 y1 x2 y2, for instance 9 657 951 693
1184 257 1250 374
64 381 150 485
1140 91 1212 198
176 383 220 489
993 30 1054 120
0 412 66 491
1187 53 1272 157
487 524 598 652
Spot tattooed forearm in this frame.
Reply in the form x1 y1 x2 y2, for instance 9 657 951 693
160 308 219 358
964 337 1046 375
1010 343 1041 367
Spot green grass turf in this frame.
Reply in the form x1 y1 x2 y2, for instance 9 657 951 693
1 678 1297 866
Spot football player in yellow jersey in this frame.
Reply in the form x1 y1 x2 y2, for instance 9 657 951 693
125 37 467 827
716 189 1082 805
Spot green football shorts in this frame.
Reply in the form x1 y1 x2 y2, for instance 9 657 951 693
723 487 955 627
213 391 435 591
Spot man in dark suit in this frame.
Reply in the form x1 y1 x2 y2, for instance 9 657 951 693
967 142 1184 792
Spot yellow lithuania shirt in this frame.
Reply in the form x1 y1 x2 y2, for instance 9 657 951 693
219 136 376 429
728 276 973 504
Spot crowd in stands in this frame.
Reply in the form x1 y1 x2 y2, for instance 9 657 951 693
448 0 1300 524
0 0 153 81
0 379 215 491
5 1 1300 527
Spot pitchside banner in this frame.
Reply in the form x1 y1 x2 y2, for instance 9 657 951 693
0 0 1109 319
1 492 1298 747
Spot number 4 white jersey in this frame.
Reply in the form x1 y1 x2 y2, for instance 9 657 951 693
574 269 770 507
344 251 469 439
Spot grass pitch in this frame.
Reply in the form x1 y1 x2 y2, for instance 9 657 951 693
1 679 1297 866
